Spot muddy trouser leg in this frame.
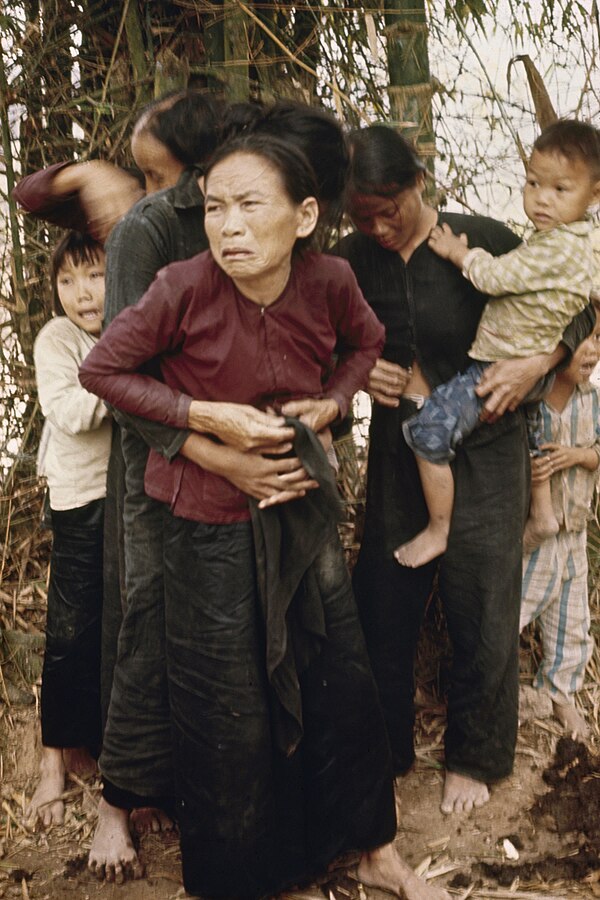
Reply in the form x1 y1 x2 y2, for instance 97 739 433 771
163 517 276 899
352 399 439 776
100 429 173 805
353 547 437 775
100 423 127 730
439 411 529 784
299 526 397 871
42 499 104 756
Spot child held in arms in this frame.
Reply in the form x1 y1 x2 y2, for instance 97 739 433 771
27 232 110 826
521 309 600 740
396 119 600 568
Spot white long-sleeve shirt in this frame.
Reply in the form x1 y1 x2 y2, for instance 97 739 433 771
34 316 111 510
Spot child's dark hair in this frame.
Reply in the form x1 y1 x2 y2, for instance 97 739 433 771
51 231 104 316
534 119 600 181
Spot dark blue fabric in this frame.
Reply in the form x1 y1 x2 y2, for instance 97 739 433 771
403 361 490 463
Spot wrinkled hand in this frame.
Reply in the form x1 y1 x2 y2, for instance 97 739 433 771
367 359 412 408
279 397 339 434
475 356 547 422
428 222 468 263
224 449 319 507
55 161 144 243
188 401 295 454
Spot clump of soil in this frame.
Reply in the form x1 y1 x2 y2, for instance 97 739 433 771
480 846 600 887
534 735 600 837
480 736 600 886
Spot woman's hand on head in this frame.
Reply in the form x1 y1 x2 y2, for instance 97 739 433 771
53 161 144 243
279 398 339 434
367 359 412 407
188 401 295 454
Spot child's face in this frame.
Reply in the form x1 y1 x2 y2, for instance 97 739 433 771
56 252 105 336
523 148 600 232
566 316 600 384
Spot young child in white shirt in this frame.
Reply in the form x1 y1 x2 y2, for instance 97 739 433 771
27 231 111 826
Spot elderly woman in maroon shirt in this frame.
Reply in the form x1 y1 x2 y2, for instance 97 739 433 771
80 134 452 900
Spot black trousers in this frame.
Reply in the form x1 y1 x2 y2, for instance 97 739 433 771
41 499 104 755
107 513 395 899
353 400 530 783
100 426 173 803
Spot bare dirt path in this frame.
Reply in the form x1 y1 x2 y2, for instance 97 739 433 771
1 700 599 900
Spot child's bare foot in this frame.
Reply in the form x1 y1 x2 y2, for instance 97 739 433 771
394 525 448 568
63 747 98 779
130 806 174 835
357 843 451 899
522 514 559 554
88 798 145 884
26 746 66 827
441 771 489 815
552 698 589 740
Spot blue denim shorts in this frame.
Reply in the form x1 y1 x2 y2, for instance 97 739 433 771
403 360 491 463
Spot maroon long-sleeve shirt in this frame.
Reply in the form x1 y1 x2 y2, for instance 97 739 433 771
12 162 88 232
80 250 385 523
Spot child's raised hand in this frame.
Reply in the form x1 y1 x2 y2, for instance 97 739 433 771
428 223 469 266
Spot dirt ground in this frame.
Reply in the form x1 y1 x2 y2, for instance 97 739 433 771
1 694 599 900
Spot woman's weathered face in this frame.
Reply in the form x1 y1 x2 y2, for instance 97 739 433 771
348 174 426 253
131 127 185 194
204 151 316 295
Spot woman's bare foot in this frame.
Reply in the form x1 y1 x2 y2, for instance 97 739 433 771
130 806 174 835
522 514 559 554
357 843 451 899
26 746 66 827
441 771 489 815
552 698 589 740
88 798 145 884
394 525 448 568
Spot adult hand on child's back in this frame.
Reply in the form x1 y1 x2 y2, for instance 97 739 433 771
476 355 549 422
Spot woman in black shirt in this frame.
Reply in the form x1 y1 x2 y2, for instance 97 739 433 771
336 124 593 815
